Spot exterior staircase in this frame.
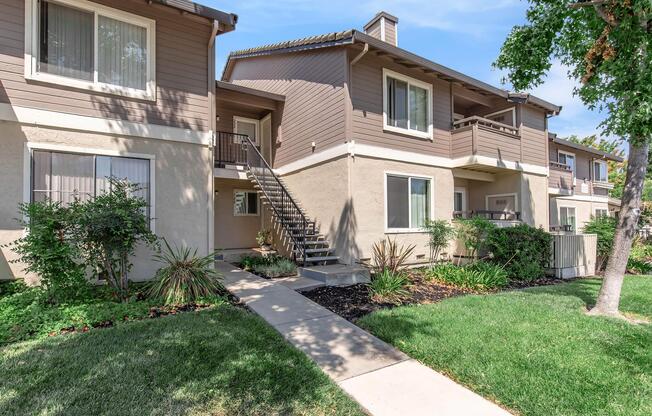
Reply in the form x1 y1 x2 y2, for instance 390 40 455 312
242 140 339 266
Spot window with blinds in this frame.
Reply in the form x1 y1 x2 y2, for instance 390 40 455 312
32 150 151 217
28 0 154 98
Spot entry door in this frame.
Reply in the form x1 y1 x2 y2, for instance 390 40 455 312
234 117 259 145
260 114 272 162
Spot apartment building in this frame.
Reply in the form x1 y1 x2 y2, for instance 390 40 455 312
0 0 236 280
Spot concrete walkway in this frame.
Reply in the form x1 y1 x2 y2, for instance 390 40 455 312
217 262 511 416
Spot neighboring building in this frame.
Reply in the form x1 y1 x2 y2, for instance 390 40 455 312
0 0 236 280
548 134 623 233
219 11 563 265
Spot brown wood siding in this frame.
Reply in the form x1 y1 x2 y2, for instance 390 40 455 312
0 0 211 131
366 20 381 39
228 49 348 167
384 21 397 45
549 166 573 190
351 54 452 158
520 106 547 166
549 142 608 195
476 127 521 161
451 127 473 159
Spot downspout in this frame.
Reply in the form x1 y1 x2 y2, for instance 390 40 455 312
345 43 368 264
207 20 219 257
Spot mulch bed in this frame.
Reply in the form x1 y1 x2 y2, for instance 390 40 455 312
302 271 569 322
302 273 468 322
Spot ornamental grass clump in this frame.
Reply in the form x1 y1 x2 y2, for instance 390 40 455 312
426 262 508 291
368 268 410 305
148 240 223 305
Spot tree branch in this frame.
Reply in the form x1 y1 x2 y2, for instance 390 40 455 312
570 0 619 27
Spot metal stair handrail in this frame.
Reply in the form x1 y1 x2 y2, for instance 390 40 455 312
242 136 312 265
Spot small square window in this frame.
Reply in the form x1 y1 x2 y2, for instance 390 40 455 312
234 190 259 216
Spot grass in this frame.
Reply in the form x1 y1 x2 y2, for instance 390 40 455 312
0 305 363 416
358 275 652 416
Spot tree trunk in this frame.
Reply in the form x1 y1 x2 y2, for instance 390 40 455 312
589 141 649 317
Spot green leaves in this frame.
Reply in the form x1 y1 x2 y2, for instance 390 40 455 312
421 219 455 264
495 0 652 143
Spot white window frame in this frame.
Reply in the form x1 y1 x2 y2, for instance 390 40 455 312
24 0 157 101
454 187 467 213
485 193 519 212
233 189 259 217
594 208 609 218
382 68 433 140
384 171 434 233
559 206 577 231
593 160 609 183
24 142 156 231
233 116 260 145
558 150 576 183
484 107 516 127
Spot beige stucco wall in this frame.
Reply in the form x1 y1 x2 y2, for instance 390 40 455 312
549 197 609 231
521 173 549 229
349 156 455 264
0 121 212 281
214 178 261 249
281 154 455 265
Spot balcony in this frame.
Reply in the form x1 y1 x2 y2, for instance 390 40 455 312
451 116 521 162
453 210 522 228
214 131 263 168
549 161 573 194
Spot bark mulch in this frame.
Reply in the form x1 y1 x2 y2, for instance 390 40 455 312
301 273 468 322
301 270 569 322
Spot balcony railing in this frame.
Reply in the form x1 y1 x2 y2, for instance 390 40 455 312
451 116 521 161
214 131 261 168
549 161 574 191
550 225 574 233
454 210 521 221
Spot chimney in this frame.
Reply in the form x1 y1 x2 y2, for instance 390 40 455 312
363 11 399 46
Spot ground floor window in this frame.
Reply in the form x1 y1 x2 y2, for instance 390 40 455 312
594 208 609 218
233 190 259 216
386 174 431 230
560 206 577 231
454 188 466 213
31 150 150 216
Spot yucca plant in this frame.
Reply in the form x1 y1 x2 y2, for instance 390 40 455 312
148 240 223 305
371 237 416 274
368 269 409 305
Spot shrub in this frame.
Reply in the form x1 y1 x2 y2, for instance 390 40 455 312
239 255 270 270
148 240 223 305
9 201 89 304
454 217 496 259
256 229 271 247
583 216 617 270
371 237 415 274
422 219 455 264
368 269 409 304
627 242 652 274
252 258 296 278
486 224 552 281
426 262 508 290
0 280 28 298
71 179 157 302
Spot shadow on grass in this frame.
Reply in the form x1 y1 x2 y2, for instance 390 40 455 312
0 306 361 416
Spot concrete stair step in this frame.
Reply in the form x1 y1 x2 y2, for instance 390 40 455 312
298 264 371 286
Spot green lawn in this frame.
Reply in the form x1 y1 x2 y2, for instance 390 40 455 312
0 305 363 416
358 276 652 416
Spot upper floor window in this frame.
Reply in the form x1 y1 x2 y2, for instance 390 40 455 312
25 0 156 100
593 160 608 182
558 150 576 179
383 69 433 139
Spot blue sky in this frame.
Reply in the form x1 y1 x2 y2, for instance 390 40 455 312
207 0 607 140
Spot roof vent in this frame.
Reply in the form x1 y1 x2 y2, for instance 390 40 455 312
363 11 398 46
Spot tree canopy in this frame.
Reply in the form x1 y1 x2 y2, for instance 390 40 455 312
495 0 652 144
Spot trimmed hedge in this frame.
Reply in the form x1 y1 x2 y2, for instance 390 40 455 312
486 225 552 281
